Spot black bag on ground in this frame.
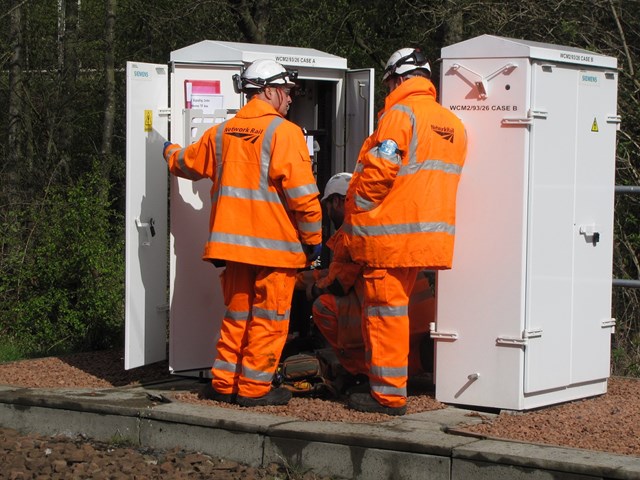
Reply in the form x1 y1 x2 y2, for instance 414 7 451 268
274 353 337 398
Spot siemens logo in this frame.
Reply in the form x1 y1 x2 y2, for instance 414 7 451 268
580 73 600 87
134 70 150 78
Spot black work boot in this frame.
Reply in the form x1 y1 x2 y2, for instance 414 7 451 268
335 373 370 396
348 392 407 416
237 387 292 407
199 382 236 404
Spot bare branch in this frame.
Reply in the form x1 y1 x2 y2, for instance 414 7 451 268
609 0 634 76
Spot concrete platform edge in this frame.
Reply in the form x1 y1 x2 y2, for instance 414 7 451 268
0 383 638 480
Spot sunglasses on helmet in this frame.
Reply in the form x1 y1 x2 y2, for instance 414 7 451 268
384 49 428 78
232 68 298 94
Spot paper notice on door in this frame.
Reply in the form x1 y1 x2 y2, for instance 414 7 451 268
185 80 223 114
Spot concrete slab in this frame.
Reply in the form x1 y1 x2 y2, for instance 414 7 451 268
265 437 451 480
0 379 637 480
454 439 640 480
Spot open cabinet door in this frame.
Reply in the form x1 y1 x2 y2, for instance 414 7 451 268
125 62 169 369
345 69 374 171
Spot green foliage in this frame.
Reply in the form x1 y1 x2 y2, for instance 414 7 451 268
0 339 24 363
0 160 124 358
107 433 136 448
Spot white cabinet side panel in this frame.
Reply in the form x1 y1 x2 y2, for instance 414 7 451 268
125 62 169 370
436 58 530 409
570 70 617 383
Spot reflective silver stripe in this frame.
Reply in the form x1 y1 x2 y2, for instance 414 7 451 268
345 157 463 210
253 306 290 321
354 162 364 173
317 316 332 329
259 117 284 190
349 221 455 237
313 298 335 329
370 364 408 378
297 220 322 233
242 365 274 383
209 232 305 254
367 304 408 318
371 381 407 397
225 309 249 321
398 159 462 177
390 104 418 164
353 103 420 213
355 194 377 212
176 148 202 180
217 185 281 203
369 144 401 166
313 299 333 316
286 183 320 199
212 117 283 204
213 359 241 374
211 121 229 204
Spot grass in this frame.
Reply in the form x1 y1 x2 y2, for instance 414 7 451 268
0 340 25 363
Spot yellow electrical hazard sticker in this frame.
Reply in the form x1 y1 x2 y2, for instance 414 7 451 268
144 110 153 132
591 117 599 132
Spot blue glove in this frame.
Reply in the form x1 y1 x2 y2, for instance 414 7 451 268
302 243 322 262
163 141 172 158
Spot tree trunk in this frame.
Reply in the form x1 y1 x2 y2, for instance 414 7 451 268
58 0 80 155
101 0 116 158
442 0 465 47
8 0 24 186
229 0 269 44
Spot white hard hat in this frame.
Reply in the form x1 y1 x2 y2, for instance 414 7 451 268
321 172 352 202
382 48 431 82
233 59 298 93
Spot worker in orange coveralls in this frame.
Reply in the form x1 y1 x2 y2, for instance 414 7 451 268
302 173 435 391
343 48 467 415
163 59 322 407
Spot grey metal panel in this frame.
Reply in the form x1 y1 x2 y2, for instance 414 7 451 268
125 62 169 370
441 34 617 69
170 40 347 70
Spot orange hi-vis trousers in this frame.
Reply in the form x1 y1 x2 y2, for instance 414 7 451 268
312 271 433 378
362 266 420 408
313 283 368 376
211 261 297 398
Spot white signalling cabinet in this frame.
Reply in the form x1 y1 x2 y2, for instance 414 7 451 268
125 41 374 375
435 35 620 410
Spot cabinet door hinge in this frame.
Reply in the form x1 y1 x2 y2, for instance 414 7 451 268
429 322 458 341
496 328 542 347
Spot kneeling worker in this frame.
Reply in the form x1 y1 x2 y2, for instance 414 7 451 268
306 173 434 391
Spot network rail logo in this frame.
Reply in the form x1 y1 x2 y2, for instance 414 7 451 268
432 125 455 143
225 126 265 144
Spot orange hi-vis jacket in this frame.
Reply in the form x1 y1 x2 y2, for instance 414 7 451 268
164 98 322 269
315 228 362 294
344 76 467 268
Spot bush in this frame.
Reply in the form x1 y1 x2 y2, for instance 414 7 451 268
0 160 124 358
